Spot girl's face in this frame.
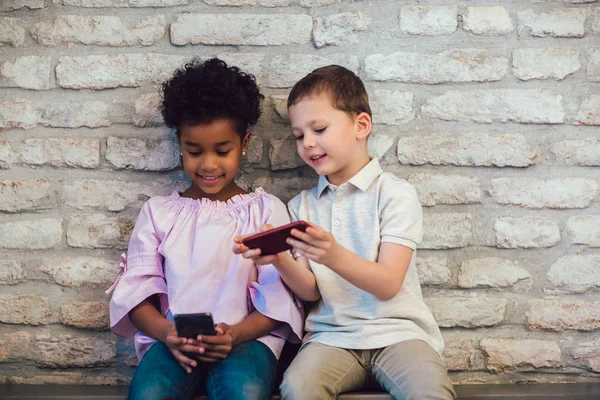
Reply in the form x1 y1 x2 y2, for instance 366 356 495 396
179 119 250 201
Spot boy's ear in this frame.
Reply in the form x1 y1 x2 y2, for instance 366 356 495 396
241 131 252 153
354 112 372 141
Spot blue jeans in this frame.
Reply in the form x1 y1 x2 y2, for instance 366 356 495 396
128 340 277 400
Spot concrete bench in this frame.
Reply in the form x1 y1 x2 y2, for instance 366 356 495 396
1 383 600 399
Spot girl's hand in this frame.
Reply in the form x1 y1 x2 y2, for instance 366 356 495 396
233 224 284 266
287 223 341 267
194 323 235 363
163 325 204 373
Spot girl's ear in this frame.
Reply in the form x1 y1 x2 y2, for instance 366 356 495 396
241 131 252 154
355 112 372 141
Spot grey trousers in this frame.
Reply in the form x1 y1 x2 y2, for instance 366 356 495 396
280 340 456 400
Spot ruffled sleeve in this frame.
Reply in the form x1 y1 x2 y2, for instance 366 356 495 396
248 194 304 343
108 199 169 339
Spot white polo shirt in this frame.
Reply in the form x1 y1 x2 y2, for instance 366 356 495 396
288 158 444 355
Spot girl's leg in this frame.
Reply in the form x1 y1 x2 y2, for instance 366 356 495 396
128 342 205 400
205 340 277 400
372 339 456 400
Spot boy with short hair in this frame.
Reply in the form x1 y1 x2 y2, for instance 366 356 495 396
236 65 455 400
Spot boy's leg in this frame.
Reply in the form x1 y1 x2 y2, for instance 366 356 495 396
280 342 367 400
205 340 277 400
372 339 456 400
128 342 205 400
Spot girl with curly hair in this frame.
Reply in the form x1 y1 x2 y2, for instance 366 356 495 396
107 58 303 400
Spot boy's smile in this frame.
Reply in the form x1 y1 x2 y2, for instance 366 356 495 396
289 93 371 186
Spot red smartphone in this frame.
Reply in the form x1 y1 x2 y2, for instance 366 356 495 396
174 312 216 338
242 220 309 256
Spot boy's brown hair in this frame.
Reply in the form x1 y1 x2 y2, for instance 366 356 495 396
287 65 372 118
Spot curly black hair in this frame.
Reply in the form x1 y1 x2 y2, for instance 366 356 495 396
161 58 264 139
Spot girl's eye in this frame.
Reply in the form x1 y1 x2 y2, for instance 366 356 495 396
217 150 231 156
188 151 200 156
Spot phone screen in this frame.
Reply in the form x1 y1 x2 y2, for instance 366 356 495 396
174 312 216 338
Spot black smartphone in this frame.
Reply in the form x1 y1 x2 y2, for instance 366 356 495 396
242 220 309 256
174 312 217 338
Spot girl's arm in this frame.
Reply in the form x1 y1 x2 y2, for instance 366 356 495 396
228 311 280 346
234 234 320 302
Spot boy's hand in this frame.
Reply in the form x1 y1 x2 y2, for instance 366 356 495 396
233 224 284 266
163 325 204 373
193 323 235 363
287 222 341 267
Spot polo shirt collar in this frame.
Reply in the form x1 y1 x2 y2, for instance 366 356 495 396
317 158 383 197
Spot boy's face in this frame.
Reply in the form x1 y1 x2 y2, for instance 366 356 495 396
179 119 249 201
289 93 370 186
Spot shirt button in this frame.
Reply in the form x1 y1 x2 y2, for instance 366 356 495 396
334 220 340 227
334 201 341 208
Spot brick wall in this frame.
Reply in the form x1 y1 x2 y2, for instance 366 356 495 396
1 0 599 386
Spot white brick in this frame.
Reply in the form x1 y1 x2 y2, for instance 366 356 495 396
481 339 561 372
567 216 600 246
0 219 62 250
416 257 451 285
518 8 586 38
408 173 481 206
463 7 514 35
547 255 600 292
105 137 179 171
0 56 52 90
426 295 507 328
7 373 129 385
443 339 474 371
253 177 314 204
41 101 112 128
490 178 599 209
423 90 565 124
367 133 394 159
245 135 263 164
268 54 359 88
67 214 134 249
526 299 600 331
64 180 184 212
300 0 335 6
134 93 162 127
575 95 600 125
32 15 165 47
203 0 289 6
495 217 561 248
421 213 472 249
513 49 581 81
371 90 414 125
0 18 26 47
53 0 187 6
39 256 119 288
215 53 264 84
0 142 14 169
397 133 538 167
0 332 32 362
458 258 531 289
0 99 38 130
0 0 44 10
21 138 100 169
269 139 304 171
312 12 370 48
36 333 116 368
171 14 311 46
56 54 185 89
0 179 55 212
553 139 600 166
0 295 51 325
588 49 600 82
0 261 26 285
593 10 600 36
365 50 507 84
400 6 457 36
271 95 288 120
569 341 600 373
60 302 109 329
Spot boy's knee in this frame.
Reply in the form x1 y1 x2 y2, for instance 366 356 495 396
385 374 455 400
280 370 331 400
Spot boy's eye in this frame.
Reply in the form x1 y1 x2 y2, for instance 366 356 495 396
315 127 326 133
295 135 304 141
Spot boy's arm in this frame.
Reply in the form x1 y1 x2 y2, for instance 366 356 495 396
288 225 411 301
